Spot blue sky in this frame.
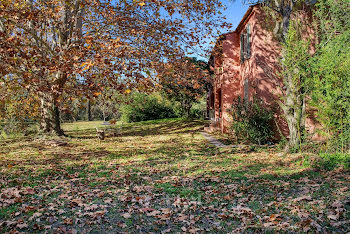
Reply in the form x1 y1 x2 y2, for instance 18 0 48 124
222 0 249 32
193 1 249 60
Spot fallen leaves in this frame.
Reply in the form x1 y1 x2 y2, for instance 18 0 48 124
327 214 338 220
16 222 28 229
176 214 188 221
0 187 36 208
0 120 349 232
292 195 312 202
122 213 132 219
29 212 42 221
69 198 83 208
146 210 161 217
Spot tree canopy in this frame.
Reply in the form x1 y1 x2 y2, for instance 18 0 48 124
0 0 227 134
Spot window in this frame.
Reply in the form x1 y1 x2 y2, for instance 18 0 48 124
240 24 251 63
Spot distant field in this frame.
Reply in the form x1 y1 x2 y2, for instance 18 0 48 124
0 119 349 233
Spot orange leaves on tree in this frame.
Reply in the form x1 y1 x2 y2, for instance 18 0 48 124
93 92 102 97
0 0 228 133
81 61 94 72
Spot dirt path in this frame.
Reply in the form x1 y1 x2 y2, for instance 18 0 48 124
200 131 228 148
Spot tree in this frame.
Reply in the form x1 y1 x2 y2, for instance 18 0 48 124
240 0 292 39
280 19 311 152
159 57 210 118
0 0 226 135
310 0 350 152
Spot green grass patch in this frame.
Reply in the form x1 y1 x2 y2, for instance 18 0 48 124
0 204 19 219
155 182 202 199
303 153 350 170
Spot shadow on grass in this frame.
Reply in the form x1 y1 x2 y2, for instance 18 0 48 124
2 119 342 189
66 119 205 139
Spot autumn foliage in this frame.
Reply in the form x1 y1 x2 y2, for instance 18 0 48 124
0 0 227 135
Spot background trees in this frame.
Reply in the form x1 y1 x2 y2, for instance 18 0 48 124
310 0 350 153
0 79 40 136
159 57 210 118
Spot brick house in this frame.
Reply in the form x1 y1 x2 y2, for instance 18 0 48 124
206 4 318 139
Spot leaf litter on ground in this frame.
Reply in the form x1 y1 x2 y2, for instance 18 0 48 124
0 119 349 233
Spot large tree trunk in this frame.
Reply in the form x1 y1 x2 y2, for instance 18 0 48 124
39 92 64 136
280 71 305 153
279 6 304 153
39 71 66 136
281 6 292 42
263 1 306 153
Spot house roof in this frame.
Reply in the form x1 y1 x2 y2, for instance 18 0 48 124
234 5 256 33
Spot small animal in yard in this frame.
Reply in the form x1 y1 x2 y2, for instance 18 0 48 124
109 119 116 125
96 128 105 142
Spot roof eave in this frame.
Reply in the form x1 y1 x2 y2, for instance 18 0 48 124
234 5 256 33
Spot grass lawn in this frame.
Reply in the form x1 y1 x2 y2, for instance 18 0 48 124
0 118 349 232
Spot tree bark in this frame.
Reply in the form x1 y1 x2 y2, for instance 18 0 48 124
281 6 292 41
281 71 305 153
39 92 64 136
182 99 192 119
280 6 304 153
87 99 92 121
53 99 64 135
38 70 67 136
262 0 307 153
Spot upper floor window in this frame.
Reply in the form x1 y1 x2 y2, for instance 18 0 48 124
240 24 251 63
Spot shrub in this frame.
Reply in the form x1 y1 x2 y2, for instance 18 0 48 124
230 97 274 145
319 153 350 170
188 108 204 120
304 153 350 171
170 100 206 120
187 99 206 120
120 93 176 123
